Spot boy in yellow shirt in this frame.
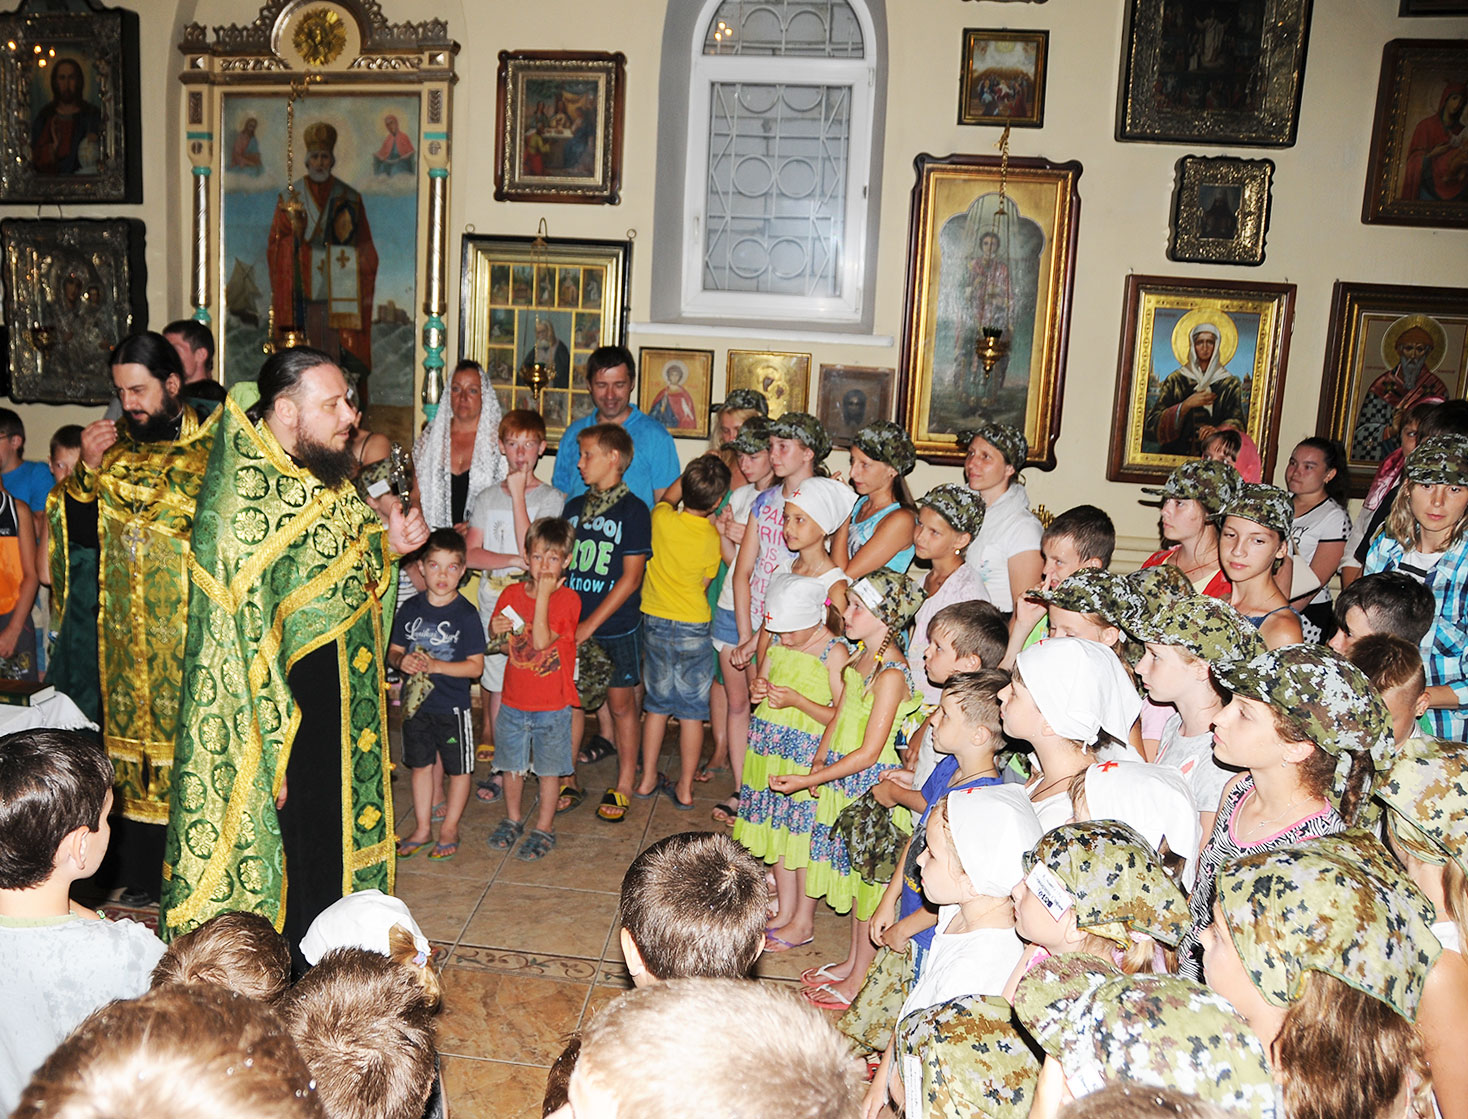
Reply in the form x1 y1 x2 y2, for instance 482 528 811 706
634 456 732 809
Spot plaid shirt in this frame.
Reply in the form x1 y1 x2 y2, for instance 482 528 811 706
1366 531 1468 741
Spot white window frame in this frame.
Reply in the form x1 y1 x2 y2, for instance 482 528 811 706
680 0 876 325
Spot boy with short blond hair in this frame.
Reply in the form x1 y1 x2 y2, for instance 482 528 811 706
485 516 580 861
465 409 566 765
564 424 652 823
388 529 486 862
150 910 292 1004
1003 503 1116 666
634 455 731 809
0 728 164 1112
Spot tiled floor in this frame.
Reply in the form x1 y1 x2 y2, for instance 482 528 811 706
392 731 855 1119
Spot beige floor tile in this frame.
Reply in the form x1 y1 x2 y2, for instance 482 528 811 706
495 825 643 890
437 968 587 1065
460 881 621 959
441 1055 551 1119
393 868 487 943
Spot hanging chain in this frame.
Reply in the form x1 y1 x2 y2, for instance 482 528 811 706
994 124 1012 219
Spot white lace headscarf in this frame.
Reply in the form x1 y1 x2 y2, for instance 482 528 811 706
1182 322 1230 392
413 363 506 529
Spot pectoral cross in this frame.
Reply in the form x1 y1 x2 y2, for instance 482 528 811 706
122 520 147 562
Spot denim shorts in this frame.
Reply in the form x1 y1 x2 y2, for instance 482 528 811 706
493 704 574 778
711 605 741 652
594 624 643 689
642 614 715 720
402 708 476 776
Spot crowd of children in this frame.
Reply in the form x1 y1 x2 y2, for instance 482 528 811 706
7 368 1468 1119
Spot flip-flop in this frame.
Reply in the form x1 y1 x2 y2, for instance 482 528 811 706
710 797 740 826
395 838 433 859
597 788 630 823
800 963 846 987
427 841 459 860
556 784 586 815
764 932 814 952
475 745 494 764
430 801 447 822
803 983 854 1011
632 773 665 800
657 774 695 811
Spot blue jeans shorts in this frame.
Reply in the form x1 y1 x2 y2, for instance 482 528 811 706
711 605 741 652
594 624 643 689
642 614 715 721
493 704 574 778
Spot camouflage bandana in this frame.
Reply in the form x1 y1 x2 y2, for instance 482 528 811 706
1123 565 1196 633
1216 845 1440 1022
1023 820 1190 946
851 569 925 634
576 638 613 713
1220 482 1294 539
1140 459 1240 515
896 994 1039 1119
724 416 772 455
1029 569 1143 629
1126 595 1266 665
1306 830 1440 939
767 411 831 463
1015 958 1280 1119
919 482 986 537
717 387 769 417
959 421 1028 469
1212 643 1395 783
1405 434 1468 487
853 420 917 476
1378 735 1468 877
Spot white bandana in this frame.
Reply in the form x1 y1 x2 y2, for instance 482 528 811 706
946 784 1044 898
1015 637 1142 746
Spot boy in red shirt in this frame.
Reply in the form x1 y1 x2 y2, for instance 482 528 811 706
485 517 580 861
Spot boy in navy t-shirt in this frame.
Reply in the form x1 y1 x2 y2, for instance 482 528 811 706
563 423 651 823
388 529 486 860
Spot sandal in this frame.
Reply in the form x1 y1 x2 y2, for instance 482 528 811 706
804 983 854 1011
711 797 740 826
633 772 666 800
475 744 494 764
658 774 694 811
578 735 616 765
596 788 630 823
801 963 846 987
396 837 433 859
556 784 586 815
515 828 557 861
475 778 503 804
487 818 525 850
427 841 459 860
430 801 447 822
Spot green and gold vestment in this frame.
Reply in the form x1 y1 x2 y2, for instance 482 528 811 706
162 390 396 937
58 406 216 822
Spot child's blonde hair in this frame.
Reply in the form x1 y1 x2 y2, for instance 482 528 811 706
574 978 862 1119
1389 814 1468 949
1387 477 1468 552
150 910 291 1004
280 945 438 1119
15 984 323 1119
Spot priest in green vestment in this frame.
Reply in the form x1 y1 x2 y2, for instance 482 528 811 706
50 332 219 899
162 346 427 953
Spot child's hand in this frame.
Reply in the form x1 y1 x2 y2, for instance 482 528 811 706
535 571 561 598
878 768 916 790
880 924 911 953
400 650 432 674
490 613 515 635
872 781 904 808
730 635 758 669
723 517 747 546
1012 586 1046 631
764 684 798 709
505 470 528 494
869 897 897 946
574 621 595 647
768 772 808 795
749 676 770 703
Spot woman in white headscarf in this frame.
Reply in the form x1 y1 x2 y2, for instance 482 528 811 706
413 359 507 530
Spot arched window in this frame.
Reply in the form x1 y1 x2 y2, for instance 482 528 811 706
655 0 884 329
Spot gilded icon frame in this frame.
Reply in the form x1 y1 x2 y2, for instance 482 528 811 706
958 29 1048 128
639 347 714 441
1168 155 1274 266
726 351 811 420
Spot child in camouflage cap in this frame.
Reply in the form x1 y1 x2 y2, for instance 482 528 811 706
1008 819 1189 987
1175 644 1392 980
1139 458 1240 600
834 420 918 579
1129 595 1265 837
1012 955 1279 1119
1203 844 1436 1119
1216 482 1304 649
1364 432 1468 742
1026 567 1140 669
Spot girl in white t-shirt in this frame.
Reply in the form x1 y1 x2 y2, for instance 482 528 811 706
1285 437 1351 642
